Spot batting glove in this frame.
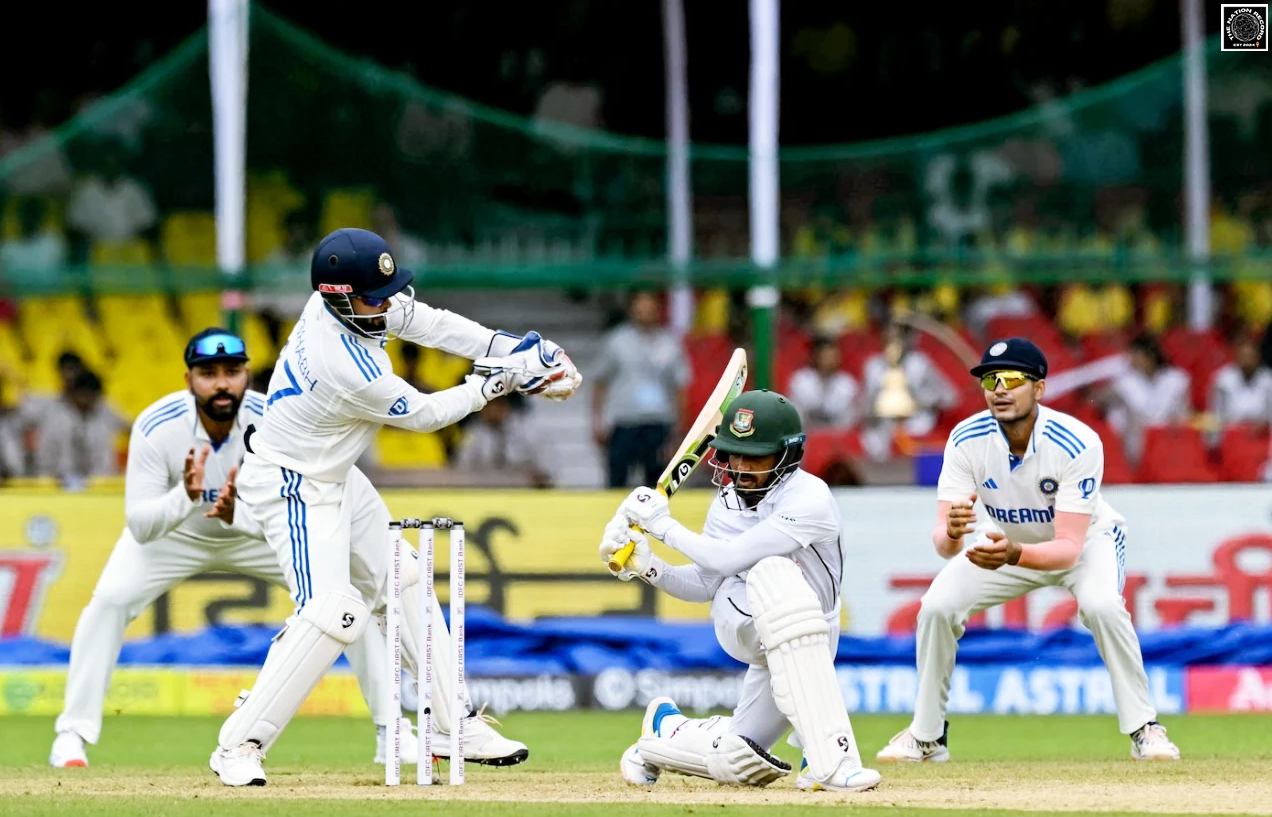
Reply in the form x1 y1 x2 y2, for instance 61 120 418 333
618 486 675 540
599 524 653 582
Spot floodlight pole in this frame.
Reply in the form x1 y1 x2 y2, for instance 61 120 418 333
209 0 249 333
1181 0 1212 331
748 0 779 390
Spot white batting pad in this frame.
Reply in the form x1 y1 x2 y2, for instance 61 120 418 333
746 556 861 782
397 547 460 732
636 715 731 780
219 591 369 751
705 733 792 787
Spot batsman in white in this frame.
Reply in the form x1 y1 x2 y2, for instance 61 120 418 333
50 328 405 768
876 337 1180 763
209 228 581 786
599 389 881 793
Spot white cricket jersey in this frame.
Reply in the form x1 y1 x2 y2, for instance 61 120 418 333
700 468 845 615
125 389 267 546
247 292 511 483
937 405 1124 546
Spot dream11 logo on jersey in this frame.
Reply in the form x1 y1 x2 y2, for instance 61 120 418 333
0 515 65 637
1222 5 1269 51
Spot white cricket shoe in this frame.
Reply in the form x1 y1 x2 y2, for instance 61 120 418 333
49 731 88 768
433 706 529 766
209 741 267 786
795 757 883 792
875 722 950 763
620 742 661 786
374 717 420 764
642 696 680 738
1131 722 1180 761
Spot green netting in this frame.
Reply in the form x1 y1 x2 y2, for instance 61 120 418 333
0 5 1268 296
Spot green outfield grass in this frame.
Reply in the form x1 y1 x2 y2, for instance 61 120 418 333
1 713 1269 816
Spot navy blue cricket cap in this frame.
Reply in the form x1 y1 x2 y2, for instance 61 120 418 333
969 337 1048 380
310 228 414 301
184 327 249 368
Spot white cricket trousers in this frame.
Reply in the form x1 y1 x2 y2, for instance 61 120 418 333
234 456 465 725
54 527 388 744
911 526 1157 740
707 575 842 751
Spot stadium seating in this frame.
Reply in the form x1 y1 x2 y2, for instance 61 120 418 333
374 428 447 468
161 212 218 266
1136 426 1220 483
1217 424 1271 482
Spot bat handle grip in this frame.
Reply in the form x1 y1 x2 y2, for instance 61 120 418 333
607 525 642 573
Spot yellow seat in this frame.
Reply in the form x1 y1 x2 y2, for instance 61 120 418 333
1232 278 1272 331
1 196 62 239
246 172 306 264
179 291 225 335
1057 285 1101 337
162 211 218 266
811 289 870 336
692 289 731 336
319 189 375 237
90 239 155 266
97 295 184 355
240 312 278 365
374 428 447 468
1098 285 1135 332
104 357 186 418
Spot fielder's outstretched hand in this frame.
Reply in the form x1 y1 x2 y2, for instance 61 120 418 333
184 445 212 501
204 466 238 524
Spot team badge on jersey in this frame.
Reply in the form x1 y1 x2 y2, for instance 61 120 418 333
731 408 756 437
1038 477 1059 496
379 252 395 276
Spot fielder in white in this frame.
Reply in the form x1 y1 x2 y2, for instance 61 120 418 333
209 228 581 786
876 337 1181 763
50 328 408 768
600 389 881 793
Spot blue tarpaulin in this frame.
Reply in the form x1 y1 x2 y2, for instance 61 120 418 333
3 608 1272 674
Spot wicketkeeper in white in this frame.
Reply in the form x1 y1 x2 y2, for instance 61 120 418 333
600 389 881 793
209 228 581 786
50 328 406 768
876 337 1180 764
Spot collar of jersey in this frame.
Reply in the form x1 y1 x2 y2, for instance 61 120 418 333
990 406 1041 469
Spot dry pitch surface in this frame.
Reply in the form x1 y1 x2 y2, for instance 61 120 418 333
3 713 1269 816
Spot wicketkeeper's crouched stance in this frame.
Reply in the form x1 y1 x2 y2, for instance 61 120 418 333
877 337 1180 764
600 390 881 793
209 228 581 785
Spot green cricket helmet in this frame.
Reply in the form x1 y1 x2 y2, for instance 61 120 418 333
711 389 807 499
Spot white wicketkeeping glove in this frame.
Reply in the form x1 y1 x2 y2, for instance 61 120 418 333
537 352 581 402
618 486 675 540
472 331 568 398
465 368 521 403
599 516 653 581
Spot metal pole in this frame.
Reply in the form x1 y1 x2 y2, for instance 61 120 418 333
1182 0 1212 331
663 0 695 337
748 0 779 389
209 0 249 333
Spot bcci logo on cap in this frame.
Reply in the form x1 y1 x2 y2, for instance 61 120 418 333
730 408 756 437
378 252 395 276
1222 5 1268 50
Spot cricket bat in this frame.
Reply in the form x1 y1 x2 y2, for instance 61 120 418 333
608 348 748 572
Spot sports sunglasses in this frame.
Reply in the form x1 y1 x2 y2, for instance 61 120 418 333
980 370 1034 391
189 333 246 359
